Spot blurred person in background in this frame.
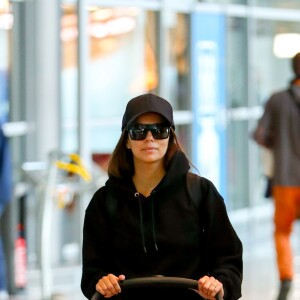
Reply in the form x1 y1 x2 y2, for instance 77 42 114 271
0 124 13 300
81 93 243 300
252 52 300 300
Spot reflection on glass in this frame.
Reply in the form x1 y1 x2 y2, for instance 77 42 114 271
226 17 248 209
198 0 300 6
87 8 160 153
253 20 300 105
61 4 78 153
226 17 248 108
60 7 160 154
252 0 300 9
197 0 247 4
162 12 191 155
163 12 190 110
227 120 250 210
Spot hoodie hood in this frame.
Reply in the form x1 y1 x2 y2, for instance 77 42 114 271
106 150 190 196
105 150 191 253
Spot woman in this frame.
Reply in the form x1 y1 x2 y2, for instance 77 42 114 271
81 93 243 300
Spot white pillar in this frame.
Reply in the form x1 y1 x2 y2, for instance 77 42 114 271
34 0 60 162
34 1 60 299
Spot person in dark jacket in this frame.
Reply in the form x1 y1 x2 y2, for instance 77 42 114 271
81 93 243 300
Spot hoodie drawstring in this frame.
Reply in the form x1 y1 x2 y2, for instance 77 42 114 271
135 192 158 253
151 199 158 251
136 192 147 253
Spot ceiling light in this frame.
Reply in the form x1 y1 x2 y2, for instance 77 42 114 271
273 33 300 58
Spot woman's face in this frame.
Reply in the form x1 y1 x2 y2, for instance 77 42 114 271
126 112 170 165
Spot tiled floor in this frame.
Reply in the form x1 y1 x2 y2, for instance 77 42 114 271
6 203 300 300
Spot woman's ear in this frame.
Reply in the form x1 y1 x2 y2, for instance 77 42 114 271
126 140 131 149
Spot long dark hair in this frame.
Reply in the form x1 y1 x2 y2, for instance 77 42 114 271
107 128 188 178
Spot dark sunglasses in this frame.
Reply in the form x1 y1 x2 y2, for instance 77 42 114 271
127 123 171 140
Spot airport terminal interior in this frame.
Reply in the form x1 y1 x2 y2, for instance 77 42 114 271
1 0 300 299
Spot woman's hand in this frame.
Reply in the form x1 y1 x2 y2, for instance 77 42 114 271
95 273 126 298
197 275 224 300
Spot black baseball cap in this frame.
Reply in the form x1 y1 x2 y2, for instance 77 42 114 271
121 93 175 131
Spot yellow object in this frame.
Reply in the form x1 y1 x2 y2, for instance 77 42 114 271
55 153 92 182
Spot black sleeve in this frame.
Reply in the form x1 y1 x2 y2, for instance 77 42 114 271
201 178 243 300
80 187 112 299
252 97 275 148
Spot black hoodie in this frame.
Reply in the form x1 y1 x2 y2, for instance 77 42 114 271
81 151 243 300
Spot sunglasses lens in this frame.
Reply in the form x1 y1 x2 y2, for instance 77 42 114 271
128 124 170 140
128 126 147 140
149 125 170 139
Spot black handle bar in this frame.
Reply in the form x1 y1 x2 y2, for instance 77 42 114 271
91 276 223 300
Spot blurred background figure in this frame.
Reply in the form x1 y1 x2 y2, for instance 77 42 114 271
252 52 300 300
0 123 13 300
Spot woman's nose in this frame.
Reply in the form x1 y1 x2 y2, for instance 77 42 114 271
145 130 154 141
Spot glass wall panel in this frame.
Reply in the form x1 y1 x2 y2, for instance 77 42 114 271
226 17 249 209
197 0 247 4
61 4 78 153
252 0 300 9
58 4 82 266
162 12 192 156
161 12 190 110
226 17 248 107
198 0 300 6
249 18 300 206
227 120 249 210
84 8 159 155
252 20 300 105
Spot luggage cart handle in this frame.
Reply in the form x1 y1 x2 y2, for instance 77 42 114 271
91 276 223 300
